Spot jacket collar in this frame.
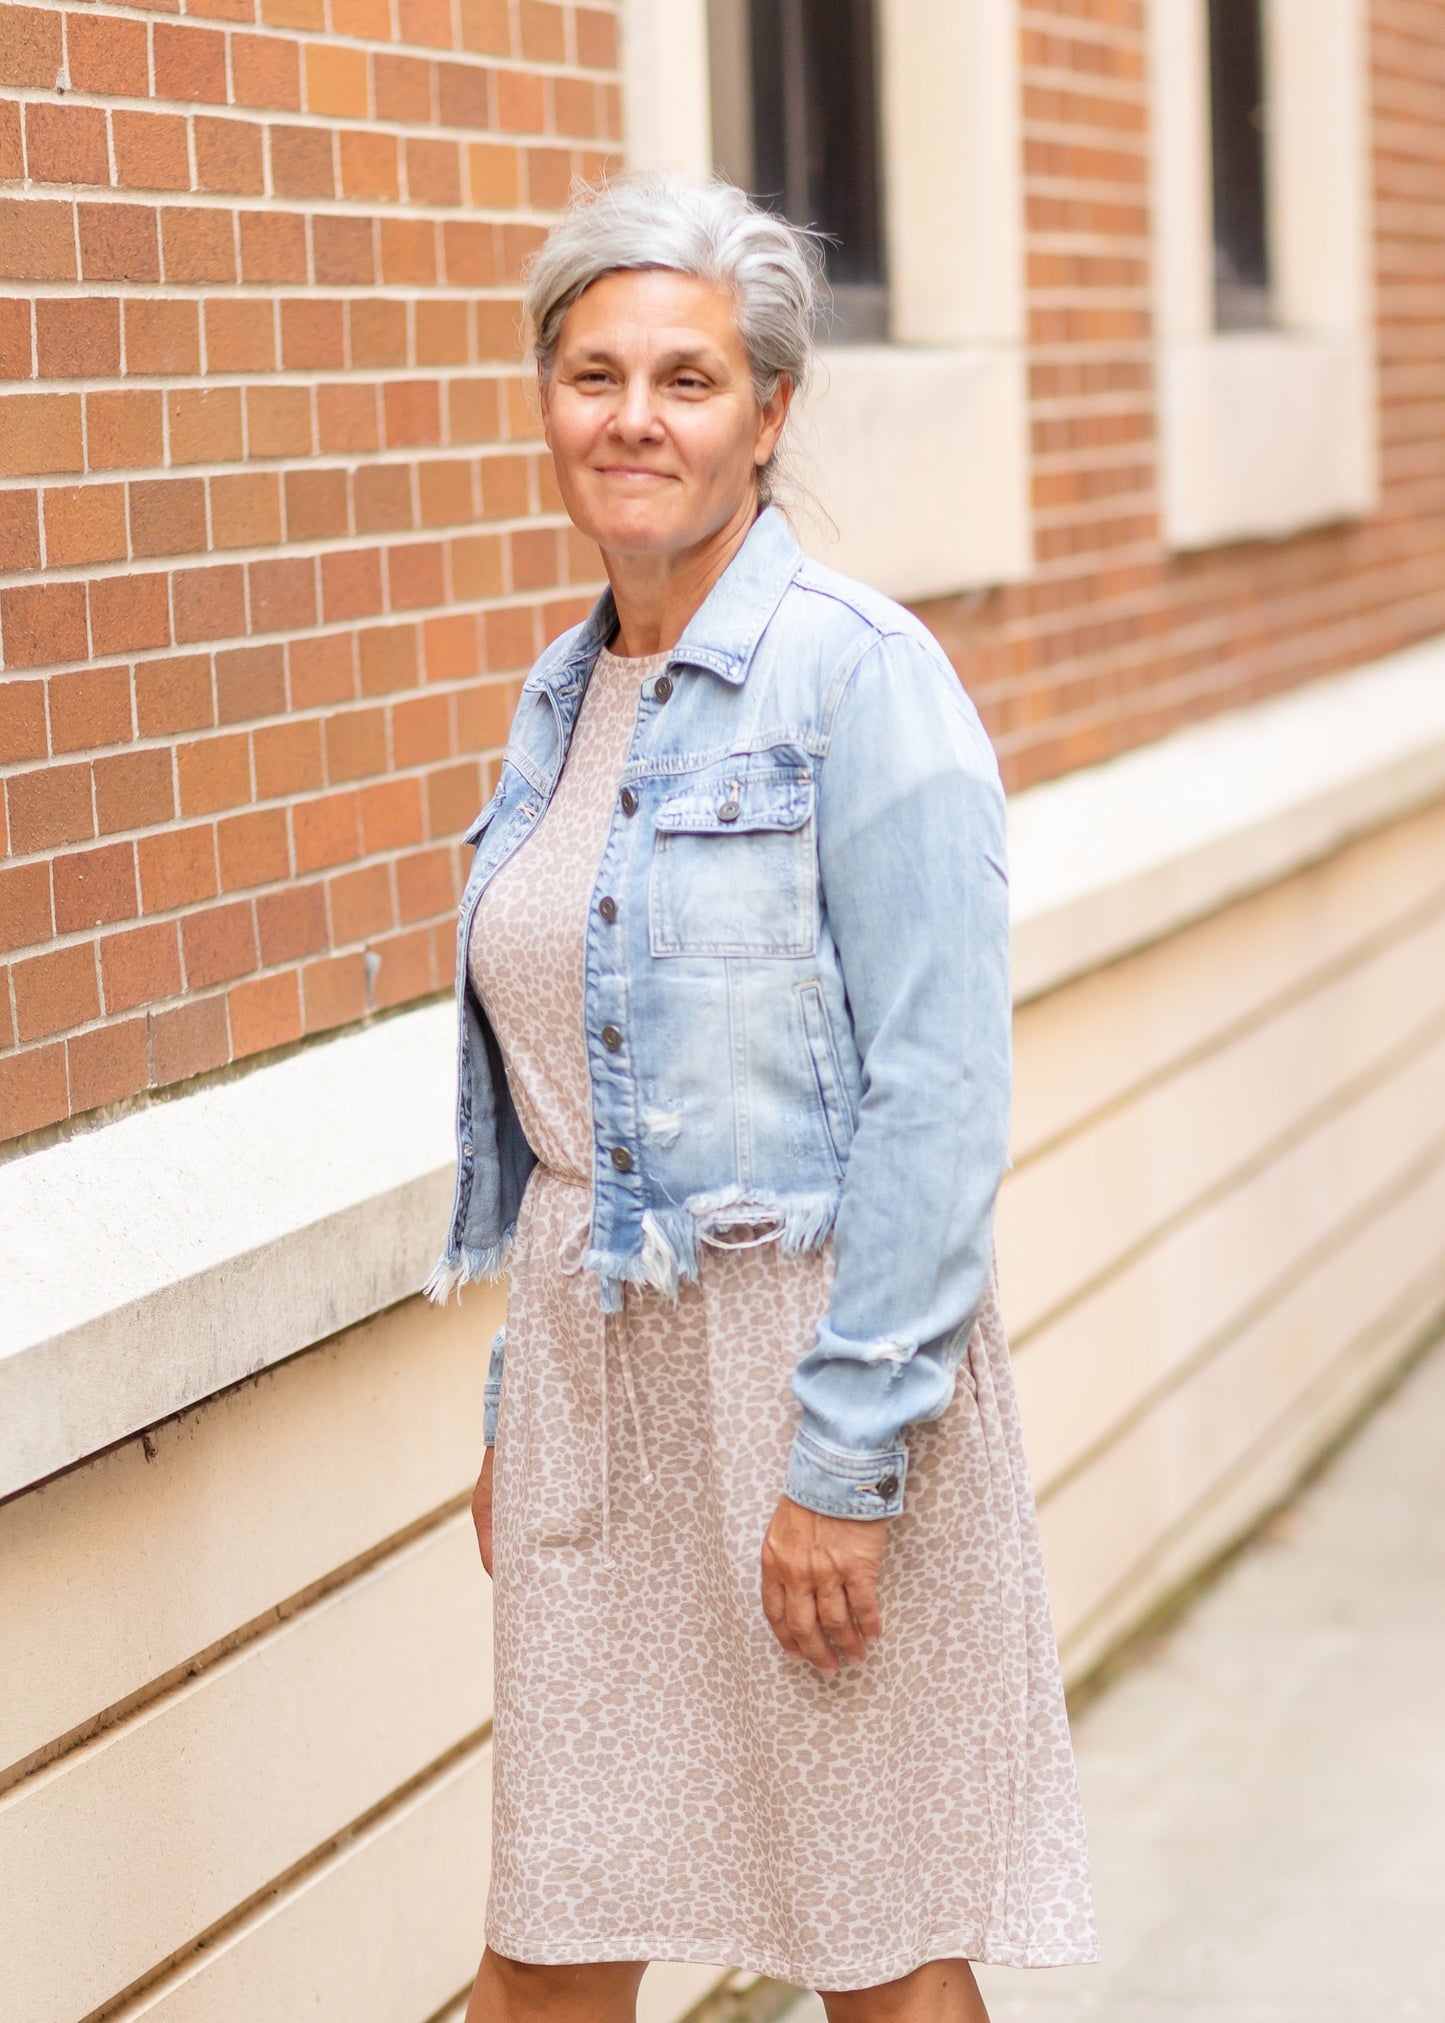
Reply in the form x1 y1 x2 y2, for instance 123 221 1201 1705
529 507 805 694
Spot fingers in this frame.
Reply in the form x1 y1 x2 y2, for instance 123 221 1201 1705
760 1496 888 1676
815 1578 868 1666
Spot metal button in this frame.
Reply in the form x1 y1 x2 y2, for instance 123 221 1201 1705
597 895 618 923
652 673 673 703
620 787 639 816
875 1474 900 1501
717 797 741 823
609 1145 634 1173
600 1023 623 1051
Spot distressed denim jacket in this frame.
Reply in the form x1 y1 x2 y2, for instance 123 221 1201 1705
427 507 1012 1519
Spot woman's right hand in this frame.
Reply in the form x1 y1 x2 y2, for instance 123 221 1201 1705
472 1447 495 1578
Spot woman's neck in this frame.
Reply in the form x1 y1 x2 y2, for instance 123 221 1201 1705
604 497 759 658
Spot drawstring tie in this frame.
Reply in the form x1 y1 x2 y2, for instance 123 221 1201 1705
556 1199 654 1565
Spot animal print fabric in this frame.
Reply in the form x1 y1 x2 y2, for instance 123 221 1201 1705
467 645 1098 1991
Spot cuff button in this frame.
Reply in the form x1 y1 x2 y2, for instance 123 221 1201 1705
875 1474 900 1501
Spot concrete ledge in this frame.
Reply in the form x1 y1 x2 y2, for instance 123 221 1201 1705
3 637 1442 1498
0 1006 457 1501
1009 634 1445 1003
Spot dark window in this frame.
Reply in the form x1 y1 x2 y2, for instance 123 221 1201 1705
709 0 887 342
1208 0 1271 329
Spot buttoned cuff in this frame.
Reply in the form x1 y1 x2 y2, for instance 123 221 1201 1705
784 1424 908 1520
482 1325 505 1448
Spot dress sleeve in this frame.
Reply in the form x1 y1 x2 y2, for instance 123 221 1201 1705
783 632 1011 1520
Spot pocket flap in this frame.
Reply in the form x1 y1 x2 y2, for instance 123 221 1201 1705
461 795 501 845
655 757 814 836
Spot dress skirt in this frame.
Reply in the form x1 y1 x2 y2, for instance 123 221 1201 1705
468 647 1097 1992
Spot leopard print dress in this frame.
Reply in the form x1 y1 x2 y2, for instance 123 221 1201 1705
467 644 1097 1993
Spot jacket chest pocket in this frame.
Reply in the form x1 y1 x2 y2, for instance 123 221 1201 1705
648 756 818 958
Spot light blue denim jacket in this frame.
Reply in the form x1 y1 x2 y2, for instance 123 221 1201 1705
427 507 1011 1519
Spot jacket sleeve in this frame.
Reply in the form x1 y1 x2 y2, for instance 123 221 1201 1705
783 631 1012 1520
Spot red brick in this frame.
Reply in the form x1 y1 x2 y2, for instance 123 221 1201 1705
388 540 446 610
231 33 302 111
135 654 214 738
67 13 150 95
424 609 481 682
150 994 230 1087
0 7 64 88
288 632 354 707
162 207 238 285
245 384 313 457
177 731 252 815
94 747 175 833
417 459 475 528
312 213 376 286
0 859 52 953
457 0 509 55
426 757 482 836
130 477 207 559
239 209 307 285
85 390 162 473
80 210 163 288
0 298 31 379
204 298 276 373
483 601 536 671
373 52 432 125
25 103 108 187
358 622 420 694
256 879 326 962
263 0 325 27
406 137 463 207
391 690 451 768
442 223 499 295
368 924 439 1009
358 774 424 851
316 384 380 456
13 941 99 1042
0 679 46 762
125 299 202 376
0 99 20 184
153 22 229 103
53 841 138 932
111 113 191 195
228 968 302 1055
138 823 218 911
353 463 413 534
518 0 565 62
291 788 361 872
339 131 399 203
0 490 41 571
348 299 406 369
302 949 366 1032
217 805 290 890
216 642 285 723
280 297 344 370
89 572 172 657
438 59 491 130
467 139 520 206
269 124 335 199
0 1046 69 1141
35 297 118 380
7 761 93 851
2 581 88 668
210 470 282 549
380 217 438 287
496 65 545 131
323 703 386 782
321 547 383 622
101 919 183 1012
327 860 393 942
396 842 455 919
0 199 76 283
305 44 370 119
195 118 266 195
284 467 349 542
247 556 316 631
0 393 83 477
399 0 453 48
48 666 133 753
67 1016 148 1115
169 388 244 464
181 899 257 987
575 6 618 69
450 530 503 600
172 564 247 644
416 300 470 367
384 381 442 449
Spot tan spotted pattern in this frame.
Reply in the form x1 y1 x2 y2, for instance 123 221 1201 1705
467 646 1098 1992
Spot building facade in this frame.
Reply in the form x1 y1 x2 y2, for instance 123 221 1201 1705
4 4 1445 2020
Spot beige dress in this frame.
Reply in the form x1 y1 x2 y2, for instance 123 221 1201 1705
467 645 1097 1993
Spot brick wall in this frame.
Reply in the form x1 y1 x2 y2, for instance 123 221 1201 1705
0 0 618 1142
3 0 1445 1150
931 0 1445 790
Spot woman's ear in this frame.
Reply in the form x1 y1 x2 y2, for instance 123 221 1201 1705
755 373 793 469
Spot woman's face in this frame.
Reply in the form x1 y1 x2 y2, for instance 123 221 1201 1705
539 268 790 562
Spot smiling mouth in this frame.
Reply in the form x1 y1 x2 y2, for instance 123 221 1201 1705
595 467 674 481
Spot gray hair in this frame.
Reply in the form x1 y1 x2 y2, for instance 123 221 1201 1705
522 170 824 506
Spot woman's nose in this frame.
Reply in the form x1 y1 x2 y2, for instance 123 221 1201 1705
611 376 663 440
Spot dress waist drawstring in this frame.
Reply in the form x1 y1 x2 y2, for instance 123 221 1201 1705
553 1177 654 1564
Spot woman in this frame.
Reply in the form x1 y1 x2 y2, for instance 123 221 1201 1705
428 173 1096 2022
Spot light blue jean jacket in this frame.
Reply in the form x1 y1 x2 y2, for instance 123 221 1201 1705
427 507 1011 1519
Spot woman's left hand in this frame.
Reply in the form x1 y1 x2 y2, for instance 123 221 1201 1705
760 1494 888 1676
